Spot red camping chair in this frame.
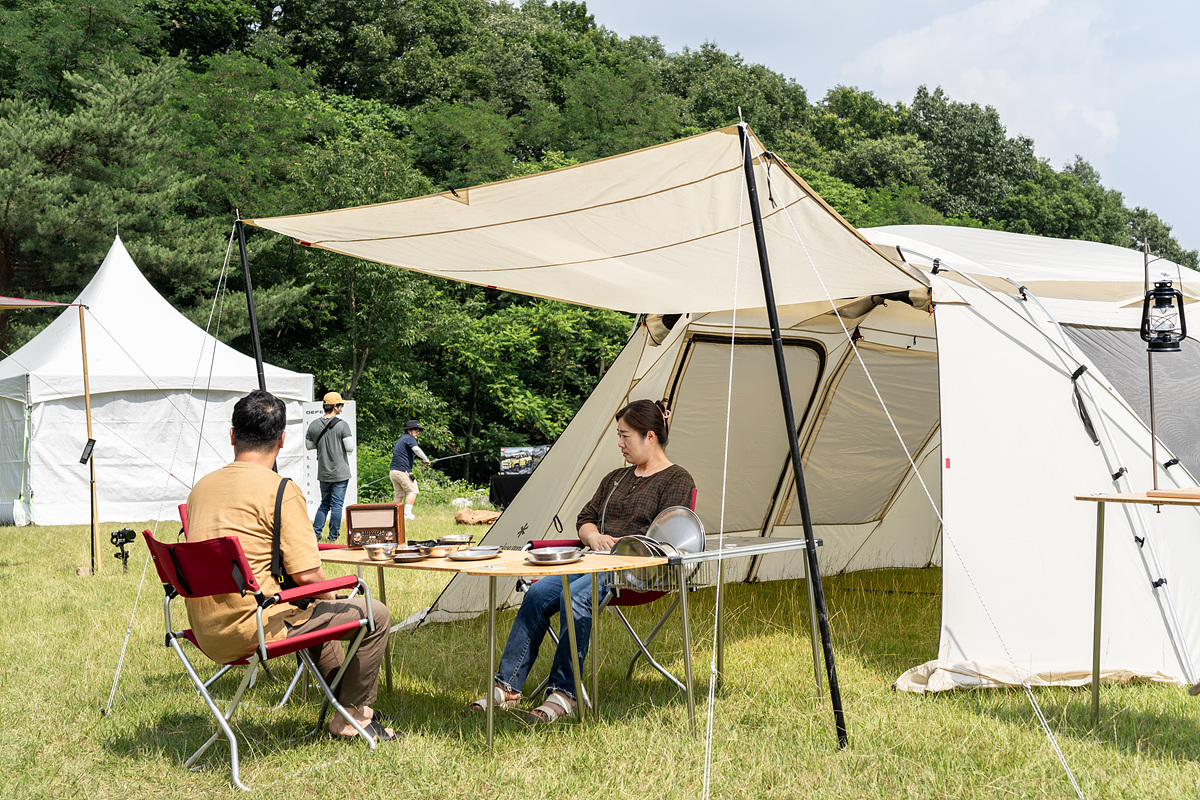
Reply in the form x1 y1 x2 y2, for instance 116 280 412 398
143 530 379 791
177 503 355 706
523 488 700 700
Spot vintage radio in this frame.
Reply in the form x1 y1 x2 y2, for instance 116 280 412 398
344 503 404 548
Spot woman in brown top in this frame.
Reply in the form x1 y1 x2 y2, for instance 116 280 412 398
470 399 695 722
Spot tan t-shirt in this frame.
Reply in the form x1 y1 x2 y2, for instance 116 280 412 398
183 462 321 664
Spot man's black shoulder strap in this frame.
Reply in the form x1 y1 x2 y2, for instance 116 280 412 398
313 417 341 448
271 476 291 586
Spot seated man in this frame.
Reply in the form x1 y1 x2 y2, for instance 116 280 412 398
184 389 396 741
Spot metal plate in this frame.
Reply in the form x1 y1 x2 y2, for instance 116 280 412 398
447 548 502 561
525 553 583 566
646 506 705 553
525 546 583 563
391 552 426 563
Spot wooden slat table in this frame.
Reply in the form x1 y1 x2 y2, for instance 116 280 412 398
321 547 666 749
1075 491 1200 723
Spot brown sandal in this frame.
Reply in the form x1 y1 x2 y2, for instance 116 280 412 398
526 691 576 723
469 685 521 712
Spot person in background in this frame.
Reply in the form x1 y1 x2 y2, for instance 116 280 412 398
306 391 355 542
390 420 431 521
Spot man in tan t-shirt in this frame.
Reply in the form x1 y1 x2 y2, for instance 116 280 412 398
185 389 396 741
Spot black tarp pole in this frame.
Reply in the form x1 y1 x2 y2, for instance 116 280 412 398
235 214 267 392
737 123 848 748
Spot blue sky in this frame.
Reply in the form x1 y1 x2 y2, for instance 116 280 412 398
580 0 1200 257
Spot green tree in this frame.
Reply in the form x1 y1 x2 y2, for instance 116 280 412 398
1126 207 1199 269
662 43 808 142
288 127 442 402
0 59 216 324
557 59 681 160
410 99 517 187
997 158 1127 244
906 85 1038 220
0 0 164 108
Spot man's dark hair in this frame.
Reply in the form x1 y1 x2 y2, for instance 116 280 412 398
322 403 336 413
232 390 286 453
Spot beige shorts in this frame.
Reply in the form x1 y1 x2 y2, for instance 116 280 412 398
390 469 418 500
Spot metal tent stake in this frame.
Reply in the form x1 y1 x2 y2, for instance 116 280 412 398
738 124 848 749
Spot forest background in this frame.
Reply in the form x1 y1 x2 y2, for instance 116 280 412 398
2 0 1196 485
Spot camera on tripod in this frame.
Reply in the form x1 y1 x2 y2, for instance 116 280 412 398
110 528 136 571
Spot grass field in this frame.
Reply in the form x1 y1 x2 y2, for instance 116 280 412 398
4 506 1200 799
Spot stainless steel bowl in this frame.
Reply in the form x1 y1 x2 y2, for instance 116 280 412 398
417 543 454 557
438 534 474 545
525 546 583 563
364 542 398 561
646 506 705 553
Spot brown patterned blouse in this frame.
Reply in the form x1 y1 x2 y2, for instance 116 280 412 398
576 464 696 540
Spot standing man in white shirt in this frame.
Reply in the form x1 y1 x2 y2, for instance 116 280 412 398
305 391 356 541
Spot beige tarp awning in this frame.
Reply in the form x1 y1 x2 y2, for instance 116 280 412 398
247 126 925 314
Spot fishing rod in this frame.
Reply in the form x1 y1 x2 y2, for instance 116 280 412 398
357 452 477 488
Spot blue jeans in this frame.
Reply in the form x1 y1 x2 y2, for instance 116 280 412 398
495 572 612 700
313 480 348 540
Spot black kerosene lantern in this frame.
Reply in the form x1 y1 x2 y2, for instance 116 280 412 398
1140 279 1187 352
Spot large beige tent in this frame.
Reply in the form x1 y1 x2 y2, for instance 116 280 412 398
248 126 1200 692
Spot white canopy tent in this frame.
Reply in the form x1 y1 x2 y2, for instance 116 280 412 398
248 127 1200 693
0 236 315 526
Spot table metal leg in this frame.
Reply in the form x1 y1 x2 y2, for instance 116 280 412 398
562 575 586 726
678 562 696 736
376 564 393 693
591 573 599 721
487 576 496 751
1092 501 1105 726
716 557 725 693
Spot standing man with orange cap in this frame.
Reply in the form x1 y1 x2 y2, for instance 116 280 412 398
306 391 355 541
390 420 431 521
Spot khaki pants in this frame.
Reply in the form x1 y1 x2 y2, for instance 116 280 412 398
285 597 390 708
389 470 418 502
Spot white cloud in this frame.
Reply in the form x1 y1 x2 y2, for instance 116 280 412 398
843 0 1122 168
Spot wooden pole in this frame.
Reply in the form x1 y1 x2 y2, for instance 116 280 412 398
80 305 99 574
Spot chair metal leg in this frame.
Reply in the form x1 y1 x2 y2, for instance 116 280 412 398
274 656 308 710
612 606 687 692
172 640 252 791
622 595 682 676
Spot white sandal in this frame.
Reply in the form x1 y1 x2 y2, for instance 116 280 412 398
527 691 576 723
469 685 521 712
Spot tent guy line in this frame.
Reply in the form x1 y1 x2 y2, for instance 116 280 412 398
702 132 749 800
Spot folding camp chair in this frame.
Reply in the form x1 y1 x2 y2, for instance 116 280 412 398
522 488 701 698
143 529 379 791
176 503 357 707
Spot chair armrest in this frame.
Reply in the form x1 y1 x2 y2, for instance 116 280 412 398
272 574 361 605
527 538 583 550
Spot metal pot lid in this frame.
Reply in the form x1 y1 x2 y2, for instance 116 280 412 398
612 535 662 558
645 506 705 553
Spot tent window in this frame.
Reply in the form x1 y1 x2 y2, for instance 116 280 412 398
788 345 940 526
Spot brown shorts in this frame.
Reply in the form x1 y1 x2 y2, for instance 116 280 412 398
390 469 418 500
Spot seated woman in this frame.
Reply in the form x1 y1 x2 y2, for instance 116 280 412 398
470 398 695 722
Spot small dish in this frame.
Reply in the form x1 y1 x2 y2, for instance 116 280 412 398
525 546 583 563
524 553 584 566
364 542 398 561
391 552 426 563
447 548 502 561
